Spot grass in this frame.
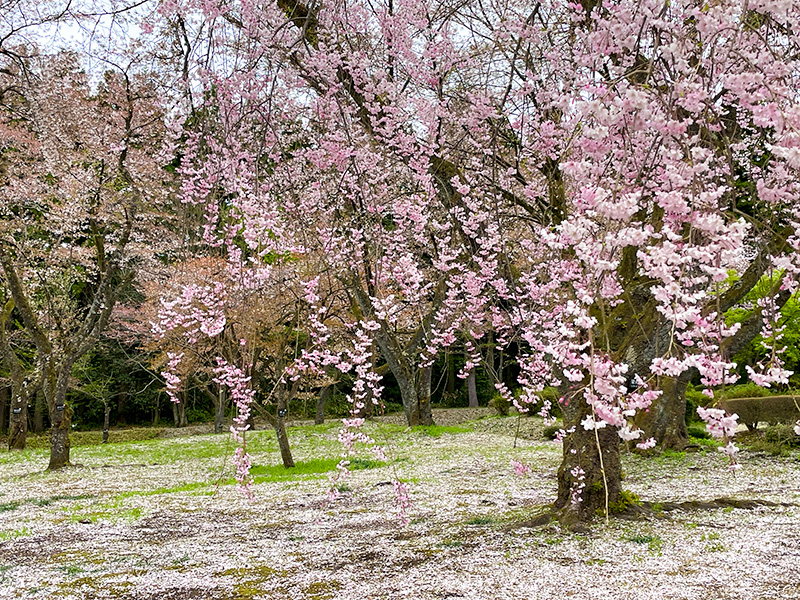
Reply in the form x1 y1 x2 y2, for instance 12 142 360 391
411 424 472 437
63 501 144 524
249 458 342 481
0 495 93 514
466 516 494 525
116 482 212 499
625 533 663 553
15 428 170 451
247 457 385 484
0 527 31 542
0 410 798 600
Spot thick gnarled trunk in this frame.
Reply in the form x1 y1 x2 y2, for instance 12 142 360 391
555 394 623 522
636 374 690 450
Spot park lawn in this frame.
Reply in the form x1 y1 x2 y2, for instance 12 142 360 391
0 411 798 600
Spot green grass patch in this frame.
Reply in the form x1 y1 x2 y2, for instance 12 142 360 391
58 564 87 576
659 449 686 460
411 424 472 437
687 423 711 440
65 505 143 524
0 502 20 513
625 532 663 552
347 458 384 470
0 494 92 513
305 580 342 600
249 458 341 482
116 482 212 499
0 527 31 542
247 457 385 484
30 494 93 507
21 428 168 450
466 516 494 525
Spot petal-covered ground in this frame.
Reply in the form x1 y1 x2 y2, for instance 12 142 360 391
1 410 799 600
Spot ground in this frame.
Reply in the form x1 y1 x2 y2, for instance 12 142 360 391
1 409 799 599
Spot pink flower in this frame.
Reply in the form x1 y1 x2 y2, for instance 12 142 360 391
636 438 656 450
511 459 532 477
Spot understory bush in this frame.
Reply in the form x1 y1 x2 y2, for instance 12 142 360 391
764 424 800 448
715 383 773 400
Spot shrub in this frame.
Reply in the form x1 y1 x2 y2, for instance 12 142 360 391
438 390 468 408
542 423 563 440
537 387 563 419
609 490 641 514
716 383 772 400
764 424 800 448
186 407 214 424
685 385 708 423
687 423 710 440
517 387 563 419
488 394 510 416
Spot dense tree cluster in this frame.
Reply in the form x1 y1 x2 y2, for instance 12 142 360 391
2 0 800 522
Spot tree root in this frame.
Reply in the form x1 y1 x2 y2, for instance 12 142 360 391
504 497 796 531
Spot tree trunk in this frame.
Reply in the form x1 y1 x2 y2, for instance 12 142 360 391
397 373 421 425
0 386 7 436
446 351 456 395
153 394 160 425
315 385 331 425
33 391 45 434
215 386 226 434
8 390 27 450
554 393 623 523
47 402 71 470
485 332 499 391
417 364 433 426
102 402 111 443
172 397 188 428
179 400 187 427
396 365 435 426
116 392 127 425
274 392 294 467
635 374 690 450
467 369 479 408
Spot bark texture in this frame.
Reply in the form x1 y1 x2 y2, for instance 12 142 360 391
635 374 691 450
215 387 226 434
315 385 331 425
555 395 623 522
0 386 7 435
8 391 27 451
467 370 478 408
47 403 71 470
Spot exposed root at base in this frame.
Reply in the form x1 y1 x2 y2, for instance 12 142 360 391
504 497 796 531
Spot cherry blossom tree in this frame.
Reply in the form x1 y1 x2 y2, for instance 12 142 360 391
139 0 800 522
150 255 333 472
0 46 173 468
